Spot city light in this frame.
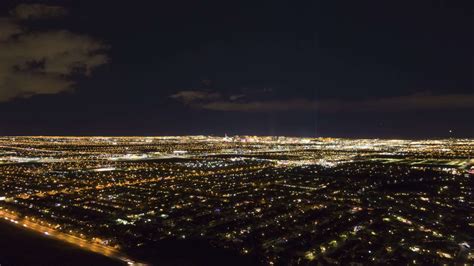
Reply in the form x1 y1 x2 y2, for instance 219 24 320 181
0 136 472 264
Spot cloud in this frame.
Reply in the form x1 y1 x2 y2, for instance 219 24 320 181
0 5 108 102
0 19 21 41
229 94 245 101
11 4 68 20
170 90 221 104
171 90 474 113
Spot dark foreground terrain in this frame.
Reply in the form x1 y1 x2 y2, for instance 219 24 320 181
127 239 258 266
0 220 123 266
0 219 255 266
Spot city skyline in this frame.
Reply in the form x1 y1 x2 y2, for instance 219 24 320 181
0 136 473 264
0 1 472 264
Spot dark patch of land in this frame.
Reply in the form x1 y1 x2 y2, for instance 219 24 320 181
127 239 260 266
0 220 123 266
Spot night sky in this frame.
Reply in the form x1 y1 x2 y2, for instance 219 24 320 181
0 0 472 138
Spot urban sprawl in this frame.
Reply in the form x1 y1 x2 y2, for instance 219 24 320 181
0 136 472 265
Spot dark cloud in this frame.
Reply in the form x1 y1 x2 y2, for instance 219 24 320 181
169 90 221 104
0 5 108 102
0 18 21 41
172 91 474 113
11 4 68 20
229 94 245 101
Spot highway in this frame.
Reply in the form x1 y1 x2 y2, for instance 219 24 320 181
0 207 146 265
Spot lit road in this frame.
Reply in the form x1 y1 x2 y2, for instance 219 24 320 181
0 208 146 266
